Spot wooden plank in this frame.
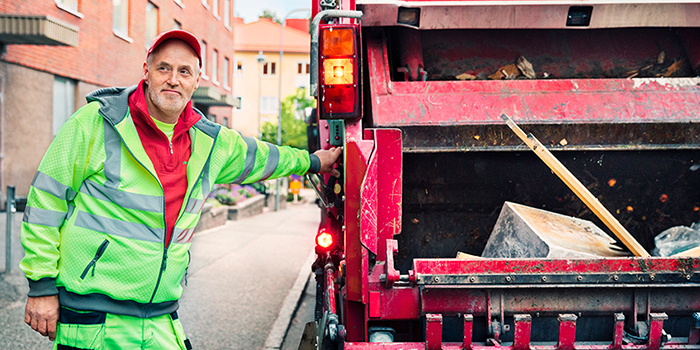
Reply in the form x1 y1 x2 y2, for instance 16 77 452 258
502 114 650 257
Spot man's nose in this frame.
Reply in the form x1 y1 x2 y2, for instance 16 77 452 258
166 71 179 85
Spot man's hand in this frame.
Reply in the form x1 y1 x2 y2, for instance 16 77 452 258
25 295 59 341
314 147 342 177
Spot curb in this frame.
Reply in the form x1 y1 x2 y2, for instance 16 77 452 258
263 249 316 350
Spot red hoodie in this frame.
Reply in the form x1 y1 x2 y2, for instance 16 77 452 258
128 80 201 247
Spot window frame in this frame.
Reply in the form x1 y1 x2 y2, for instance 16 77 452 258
54 0 83 18
212 49 219 84
223 57 231 89
145 2 159 48
53 76 76 137
201 40 209 80
113 0 131 41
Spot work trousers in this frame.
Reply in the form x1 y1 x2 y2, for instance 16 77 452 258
53 307 192 350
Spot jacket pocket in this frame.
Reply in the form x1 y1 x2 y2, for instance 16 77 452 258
56 307 106 350
80 239 110 280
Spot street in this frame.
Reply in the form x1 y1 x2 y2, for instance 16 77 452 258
0 192 321 349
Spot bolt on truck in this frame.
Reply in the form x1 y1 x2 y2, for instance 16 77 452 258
302 1 700 349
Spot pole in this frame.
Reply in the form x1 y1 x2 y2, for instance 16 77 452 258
276 8 310 212
502 114 650 257
5 186 15 273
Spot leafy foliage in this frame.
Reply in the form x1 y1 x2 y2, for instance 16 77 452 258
259 9 281 24
261 88 314 150
210 184 259 206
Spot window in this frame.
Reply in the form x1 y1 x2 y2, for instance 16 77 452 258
113 0 129 38
262 62 276 75
223 57 230 88
53 76 76 136
212 0 219 18
259 96 278 114
224 0 230 27
55 0 82 17
173 19 182 29
209 114 216 122
212 49 219 83
306 63 310 74
173 0 184 9
146 2 159 46
223 117 228 128
201 0 208 7
201 41 208 78
234 97 242 111
297 62 310 74
235 60 244 76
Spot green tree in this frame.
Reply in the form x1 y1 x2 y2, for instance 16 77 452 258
261 88 314 150
259 9 281 24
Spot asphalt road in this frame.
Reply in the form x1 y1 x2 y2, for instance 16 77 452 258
0 194 321 349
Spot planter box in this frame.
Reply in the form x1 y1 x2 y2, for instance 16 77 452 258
194 203 228 233
228 194 266 221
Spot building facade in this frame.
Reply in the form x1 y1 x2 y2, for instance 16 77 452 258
0 0 238 199
232 17 311 138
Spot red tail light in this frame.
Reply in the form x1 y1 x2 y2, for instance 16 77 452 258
316 230 334 249
319 24 361 119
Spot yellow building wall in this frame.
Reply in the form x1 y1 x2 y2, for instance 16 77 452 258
231 51 311 137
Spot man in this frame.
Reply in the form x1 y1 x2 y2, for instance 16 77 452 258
20 30 341 349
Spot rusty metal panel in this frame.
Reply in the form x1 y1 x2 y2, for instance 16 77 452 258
400 124 700 152
373 129 403 262
420 286 700 316
357 2 700 29
346 141 371 302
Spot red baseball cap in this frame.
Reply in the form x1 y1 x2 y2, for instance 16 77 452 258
147 30 202 68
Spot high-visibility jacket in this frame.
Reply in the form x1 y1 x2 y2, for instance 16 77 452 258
20 85 319 318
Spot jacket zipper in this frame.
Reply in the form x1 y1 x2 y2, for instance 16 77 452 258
102 115 215 316
80 239 110 279
102 117 170 315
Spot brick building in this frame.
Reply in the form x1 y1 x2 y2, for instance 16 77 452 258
0 0 238 199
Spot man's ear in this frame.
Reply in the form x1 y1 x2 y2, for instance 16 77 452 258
143 61 149 81
194 72 201 91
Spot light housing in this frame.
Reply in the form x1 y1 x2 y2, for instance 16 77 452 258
318 23 361 119
316 230 334 250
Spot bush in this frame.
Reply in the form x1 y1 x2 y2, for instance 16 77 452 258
209 184 260 206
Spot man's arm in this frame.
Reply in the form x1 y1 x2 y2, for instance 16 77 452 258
214 129 341 184
21 109 95 340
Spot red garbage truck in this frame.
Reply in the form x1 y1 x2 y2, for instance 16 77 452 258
303 1 700 349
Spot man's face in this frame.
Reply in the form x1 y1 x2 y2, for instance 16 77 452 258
143 39 201 120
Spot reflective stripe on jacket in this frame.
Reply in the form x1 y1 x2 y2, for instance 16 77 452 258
20 85 313 318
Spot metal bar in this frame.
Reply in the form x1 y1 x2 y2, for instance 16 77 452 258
426 314 443 350
326 266 337 315
305 174 332 208
343 342 700 350
5 186 15 273
513 314 532 350
557 314 577 350
613 313 625 350
463 314 473 350
689 313 700 345
648 313 669 350
502 114 650 257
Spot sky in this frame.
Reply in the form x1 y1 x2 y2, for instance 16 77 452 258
234 0 312 23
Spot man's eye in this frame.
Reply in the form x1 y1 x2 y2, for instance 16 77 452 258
180 69 191 75
158 67 169 72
